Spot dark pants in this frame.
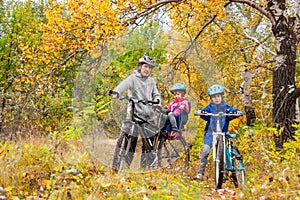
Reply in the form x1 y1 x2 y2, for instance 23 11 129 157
115 130 154 168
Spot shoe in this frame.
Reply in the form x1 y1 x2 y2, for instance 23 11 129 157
194 173 204 181
171 131 181 139
167 132 172 139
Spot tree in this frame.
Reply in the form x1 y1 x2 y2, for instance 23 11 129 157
230 0 300 148
41 0 299 148
125 0 300 148
0 1 47 137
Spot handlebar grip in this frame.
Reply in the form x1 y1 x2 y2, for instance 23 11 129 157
151 99 160 104
139 99 160 105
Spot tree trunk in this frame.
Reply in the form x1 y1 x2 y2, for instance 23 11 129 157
268 1 298 148
241 69 256 126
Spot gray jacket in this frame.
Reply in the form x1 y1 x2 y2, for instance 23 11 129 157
113 70 161 122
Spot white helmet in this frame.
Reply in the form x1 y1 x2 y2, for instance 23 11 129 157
138 55 155 67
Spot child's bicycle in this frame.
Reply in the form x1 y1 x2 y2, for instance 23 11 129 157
112 95 190 174
194 112 245 189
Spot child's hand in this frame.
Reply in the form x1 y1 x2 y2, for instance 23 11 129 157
235 111 243 116
195 109 207 115
180 104 185 109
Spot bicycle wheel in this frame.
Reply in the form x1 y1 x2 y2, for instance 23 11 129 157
215 136 225 189
140 136 156 169
231 147 246 187
157 135 190 171
112 133 132 174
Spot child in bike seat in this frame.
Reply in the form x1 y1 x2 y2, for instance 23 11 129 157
165 83 190 139
194 84 242 180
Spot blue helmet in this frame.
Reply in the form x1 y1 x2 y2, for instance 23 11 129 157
208 84 224 96
171 83 186 93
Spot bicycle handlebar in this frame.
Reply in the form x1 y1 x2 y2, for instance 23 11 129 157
194 112 242 117
120 96 159 105
110 90 160 105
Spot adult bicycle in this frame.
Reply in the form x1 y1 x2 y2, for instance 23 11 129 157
111 94 190 174
195 112 245 189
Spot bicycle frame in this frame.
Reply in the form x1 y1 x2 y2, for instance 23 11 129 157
225 134 245 172
201 112 235 164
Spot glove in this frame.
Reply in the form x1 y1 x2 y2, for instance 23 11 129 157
236 111 243 115
196 109 206 114
109 90 119 99
226 109 231 114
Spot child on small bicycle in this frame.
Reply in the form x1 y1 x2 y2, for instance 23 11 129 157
165 83 190 139
194 84 242 180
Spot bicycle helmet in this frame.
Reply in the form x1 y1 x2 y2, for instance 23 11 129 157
208 84 224 96
171 83 186 93
138 55 156 67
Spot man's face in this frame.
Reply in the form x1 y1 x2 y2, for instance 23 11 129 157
211 94 222 104
140 64 153 77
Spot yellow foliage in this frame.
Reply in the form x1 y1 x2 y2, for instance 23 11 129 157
39 0 126 71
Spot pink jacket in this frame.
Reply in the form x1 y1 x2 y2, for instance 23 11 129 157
167 98 190 116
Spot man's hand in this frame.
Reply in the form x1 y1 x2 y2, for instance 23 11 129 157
111 93 118 99
109 90 119 99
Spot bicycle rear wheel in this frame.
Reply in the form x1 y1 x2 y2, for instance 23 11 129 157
231 147 245 187
157 136 190 171
215 136 225 189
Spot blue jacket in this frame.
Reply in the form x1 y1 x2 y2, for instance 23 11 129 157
198 101 241 147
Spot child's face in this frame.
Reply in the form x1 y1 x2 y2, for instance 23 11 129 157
173 91 185 99
211 94 223 104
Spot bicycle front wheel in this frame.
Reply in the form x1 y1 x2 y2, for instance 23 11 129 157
231 147 246 188
215 136 225 189
157 136 190 172
112 133 133 174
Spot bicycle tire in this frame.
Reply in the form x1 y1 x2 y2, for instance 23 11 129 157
231 147 246 187
157 135 190 171
112 133 132 174
215 136 225 189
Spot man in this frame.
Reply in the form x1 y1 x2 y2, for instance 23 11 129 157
110 55 161 169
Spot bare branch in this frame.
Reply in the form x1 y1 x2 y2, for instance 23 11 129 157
243 32 276 56
169 14 218 69
124 0 181 24
169 2 235 68
230 0 275 25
